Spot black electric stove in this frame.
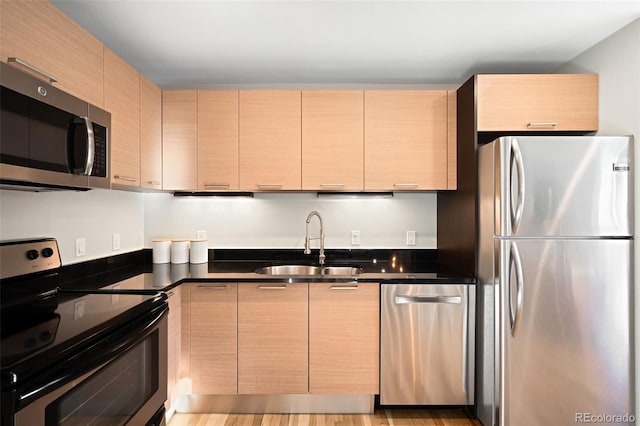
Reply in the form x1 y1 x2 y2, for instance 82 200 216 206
0 238 168 426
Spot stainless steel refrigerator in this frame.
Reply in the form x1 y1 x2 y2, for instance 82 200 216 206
477 136 634 426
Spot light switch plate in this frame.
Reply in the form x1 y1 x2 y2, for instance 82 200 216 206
196 230 207 240
75 237 86 257
112 233 121 250
406 231 416 246
351 230 361 246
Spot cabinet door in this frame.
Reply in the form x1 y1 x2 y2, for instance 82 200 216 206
239 91 301 191
105 48 140 187
364 90 448 190
140 75 162 189
476 74 598 131
163 90 197 190
0 1 104 108
309 283 379 394
302 91 364 191
198 91 239 190
190 283 238 394
166 287 182 410
238 283 308 394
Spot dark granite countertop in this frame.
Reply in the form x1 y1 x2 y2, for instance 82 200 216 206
57 248 477 293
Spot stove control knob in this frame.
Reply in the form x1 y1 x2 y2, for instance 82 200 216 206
41 247 54 258
26 249 39 260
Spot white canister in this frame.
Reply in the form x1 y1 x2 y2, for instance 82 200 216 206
190 239 208 264
170 240 190 264
152 239 171 264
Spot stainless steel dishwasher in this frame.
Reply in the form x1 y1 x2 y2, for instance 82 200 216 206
380 284 475 405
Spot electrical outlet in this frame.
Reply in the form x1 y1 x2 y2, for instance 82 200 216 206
73 300 85 320
75 237 86 257
112 233 121 250
406 231 416 246
196 230 207 240
351 230 361 246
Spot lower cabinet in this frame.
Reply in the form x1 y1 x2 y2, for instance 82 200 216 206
309 283 380 394
184 281 380 397
190 283 238 394
238 282 309 394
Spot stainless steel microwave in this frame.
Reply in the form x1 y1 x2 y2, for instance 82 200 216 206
0 62 110 191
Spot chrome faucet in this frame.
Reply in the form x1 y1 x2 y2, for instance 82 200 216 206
304 210 325 265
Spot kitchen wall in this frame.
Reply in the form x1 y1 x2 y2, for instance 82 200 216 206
143 192 437 249
0 188 144 264
556 17 640 419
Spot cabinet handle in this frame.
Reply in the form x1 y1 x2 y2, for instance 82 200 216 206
330 285 359 290
204 183 231 189
166 291 175 298
258 285 287 290
8 57 58 83
526 122 558 129
257 183 283 189
147 180 161 186
114 175 137 182
197 284 227 290
393 183 420 188
320 183 345 188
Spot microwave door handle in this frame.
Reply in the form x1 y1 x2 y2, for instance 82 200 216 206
81 116 95 176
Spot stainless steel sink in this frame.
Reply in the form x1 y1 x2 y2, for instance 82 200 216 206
255 265 362 276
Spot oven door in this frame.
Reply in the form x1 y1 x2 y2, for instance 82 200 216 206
12 307 167 426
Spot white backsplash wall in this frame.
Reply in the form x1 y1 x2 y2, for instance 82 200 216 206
0 189 145 264
144 192 437 249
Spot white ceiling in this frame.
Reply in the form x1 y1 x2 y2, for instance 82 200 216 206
51 0 640 89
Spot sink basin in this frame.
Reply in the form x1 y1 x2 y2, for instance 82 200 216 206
255 265 362 276
256 265 321 275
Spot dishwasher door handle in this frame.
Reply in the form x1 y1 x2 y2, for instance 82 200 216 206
394 295 462 305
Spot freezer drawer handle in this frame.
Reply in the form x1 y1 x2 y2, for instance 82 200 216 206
395 295 462 305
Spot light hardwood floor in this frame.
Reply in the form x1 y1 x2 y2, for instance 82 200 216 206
168 408 483 425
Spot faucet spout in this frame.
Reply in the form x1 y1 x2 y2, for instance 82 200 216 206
304 211 325 265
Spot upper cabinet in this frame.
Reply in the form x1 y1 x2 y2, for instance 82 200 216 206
105 48 141 187
0 1 104 108
140 75 163 190
302 91 364 191
364 90 449 191
239 91 302 191
198 91 239 191
163 91 198 190
475 74 598 132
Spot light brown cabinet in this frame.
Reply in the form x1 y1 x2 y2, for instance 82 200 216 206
163 90 198 190
190 283 238 394
475 74 598 131
309 283 380 394
364 90 449 191
239 91 302 190
166 287 182 411
238 283 308 394
198 91 239 190
0 0 104 108
140 75 163 190
302 91 364 191
105 48 141 187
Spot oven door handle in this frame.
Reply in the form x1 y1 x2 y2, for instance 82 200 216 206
15 303 168 411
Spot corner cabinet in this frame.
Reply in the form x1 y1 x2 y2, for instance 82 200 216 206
238 283 309 394
239 91 302 191
105 48 141 187
140 75 163 190
190 283 238 394
302 91 364 191
475 74 598 132
364 90 450 191
162 91 198 190
309 283 379 394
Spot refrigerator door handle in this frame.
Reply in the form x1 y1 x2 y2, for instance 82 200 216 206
509 241 524 337
510 139 525 234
